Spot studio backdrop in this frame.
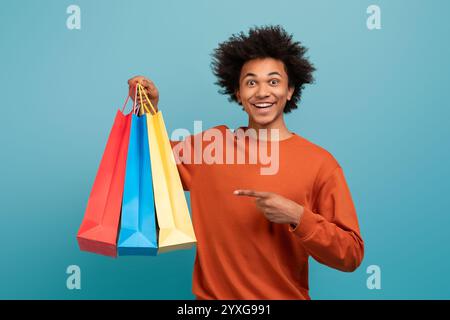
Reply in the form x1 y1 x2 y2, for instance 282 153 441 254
0 0 449 299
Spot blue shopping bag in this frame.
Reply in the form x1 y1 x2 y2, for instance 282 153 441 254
118 113 158 255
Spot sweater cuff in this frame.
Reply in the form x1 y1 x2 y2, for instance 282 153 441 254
289 206 320 240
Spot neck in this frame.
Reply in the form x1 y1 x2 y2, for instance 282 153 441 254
247 115 292 141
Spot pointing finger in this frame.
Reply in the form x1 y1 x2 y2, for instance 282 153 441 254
233 190 270 198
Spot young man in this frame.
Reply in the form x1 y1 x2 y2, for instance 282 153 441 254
128 25 364 300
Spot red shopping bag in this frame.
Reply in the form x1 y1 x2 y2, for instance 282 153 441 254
77 95 134 257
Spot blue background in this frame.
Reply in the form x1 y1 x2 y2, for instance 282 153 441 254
1 0 449 299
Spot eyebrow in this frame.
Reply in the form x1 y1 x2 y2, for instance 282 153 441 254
242 72 282 79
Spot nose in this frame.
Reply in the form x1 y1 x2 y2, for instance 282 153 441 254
255 83 270 99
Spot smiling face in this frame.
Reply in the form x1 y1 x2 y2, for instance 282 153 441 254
236 58 294 129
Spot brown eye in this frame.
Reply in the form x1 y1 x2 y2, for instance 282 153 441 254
247 80 256 87
269 79 280 86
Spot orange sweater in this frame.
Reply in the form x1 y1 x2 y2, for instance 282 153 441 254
170 125 364 300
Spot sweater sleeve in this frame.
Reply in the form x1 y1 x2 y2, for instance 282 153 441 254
289 166 364 272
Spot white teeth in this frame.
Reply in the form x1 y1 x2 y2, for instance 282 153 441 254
254 103 273 108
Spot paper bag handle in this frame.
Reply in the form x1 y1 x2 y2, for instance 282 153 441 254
137 83 157 115
121 84 139 114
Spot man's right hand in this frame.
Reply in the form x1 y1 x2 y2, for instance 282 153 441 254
128 76 159 112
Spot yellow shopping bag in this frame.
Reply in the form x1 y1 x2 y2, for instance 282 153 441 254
137 84 197 253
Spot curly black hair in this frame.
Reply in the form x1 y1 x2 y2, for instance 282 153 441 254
211 25 315 113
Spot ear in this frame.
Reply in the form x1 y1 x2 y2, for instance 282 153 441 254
287 86 294 101
235 90 242 105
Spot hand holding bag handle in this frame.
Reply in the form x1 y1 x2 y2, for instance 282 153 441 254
137 83 157 115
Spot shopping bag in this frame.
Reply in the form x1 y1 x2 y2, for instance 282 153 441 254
138 84 197 253
77 95 133 257
117 105 158 256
